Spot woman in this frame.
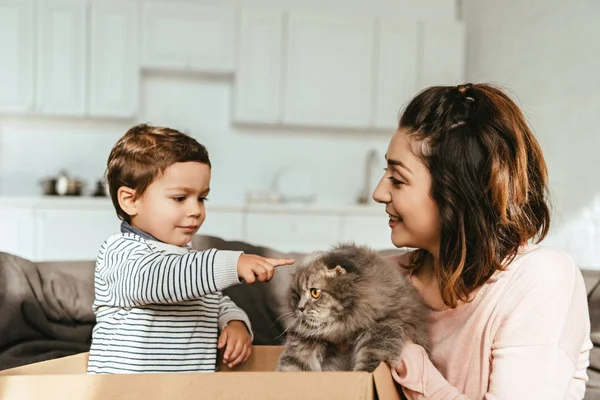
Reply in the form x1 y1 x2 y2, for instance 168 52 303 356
374 83 592 399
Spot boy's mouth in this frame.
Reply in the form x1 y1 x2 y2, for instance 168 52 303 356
178 225 199 232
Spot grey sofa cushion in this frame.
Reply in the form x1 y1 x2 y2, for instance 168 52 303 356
0 252 95 370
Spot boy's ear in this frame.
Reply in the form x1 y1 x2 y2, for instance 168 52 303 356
117 186 138 217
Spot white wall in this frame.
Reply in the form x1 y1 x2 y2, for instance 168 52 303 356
462 0 600 267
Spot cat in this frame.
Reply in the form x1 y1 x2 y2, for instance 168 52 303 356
276 243 429 373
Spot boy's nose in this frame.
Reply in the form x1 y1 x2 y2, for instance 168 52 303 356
188 202 202 216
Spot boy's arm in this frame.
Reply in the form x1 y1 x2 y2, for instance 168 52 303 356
218 294 253 341
96 238 243 307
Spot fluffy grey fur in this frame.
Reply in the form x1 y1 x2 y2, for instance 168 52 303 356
276 243 429 372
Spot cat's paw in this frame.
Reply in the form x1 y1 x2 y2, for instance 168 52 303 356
276 364 304 372
352 362 381 373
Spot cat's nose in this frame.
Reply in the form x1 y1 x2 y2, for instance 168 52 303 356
298 306 305 312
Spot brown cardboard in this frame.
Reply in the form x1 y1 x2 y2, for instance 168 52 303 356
0 346 401 400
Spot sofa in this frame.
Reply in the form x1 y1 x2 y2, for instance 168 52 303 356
1 234 599 399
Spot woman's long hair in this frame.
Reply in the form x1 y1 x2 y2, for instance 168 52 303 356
400 83 551 308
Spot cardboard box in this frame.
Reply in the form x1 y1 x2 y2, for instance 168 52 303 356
0 346 402 400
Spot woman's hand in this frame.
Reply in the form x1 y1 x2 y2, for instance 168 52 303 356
393 338 415 377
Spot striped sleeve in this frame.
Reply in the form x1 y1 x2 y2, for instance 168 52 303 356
218 294 254 341
95 237 243 307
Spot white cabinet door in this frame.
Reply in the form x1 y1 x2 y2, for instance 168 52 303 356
35 209 121 261
0 0 34 113
0 208 35 260
419 21 466 88
141 2 235 73
233 10 283 124
36 0 86 116
373 19 419 130
282 13 375 128
89 1 138 118
340 215 394 250
200 210 244 241
244 212 341 253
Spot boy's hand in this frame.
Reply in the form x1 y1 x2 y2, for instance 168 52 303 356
237 254 294 284
218 321 252 368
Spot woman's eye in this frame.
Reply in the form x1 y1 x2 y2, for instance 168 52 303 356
310 288 322 299
387 176 405 186
382 168 405 187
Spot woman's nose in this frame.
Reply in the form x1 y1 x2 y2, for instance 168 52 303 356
372 175 390 204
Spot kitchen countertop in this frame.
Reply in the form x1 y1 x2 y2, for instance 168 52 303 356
0 196 386 216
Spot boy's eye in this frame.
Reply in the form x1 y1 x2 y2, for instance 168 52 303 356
198 196 209 203
173 196 186 202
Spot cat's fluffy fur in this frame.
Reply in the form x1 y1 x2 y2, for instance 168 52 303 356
276 243 429 372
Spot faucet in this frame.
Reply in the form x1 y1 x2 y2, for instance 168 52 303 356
356 149 379 205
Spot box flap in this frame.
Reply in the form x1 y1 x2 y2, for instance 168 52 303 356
0 346 386 400
373 363 402 400
0 372 374 400
0 352 89 376
0 346 284 376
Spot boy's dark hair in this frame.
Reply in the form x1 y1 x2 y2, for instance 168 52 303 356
106 123 211 222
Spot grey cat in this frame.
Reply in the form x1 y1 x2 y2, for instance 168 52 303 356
276 243 429 373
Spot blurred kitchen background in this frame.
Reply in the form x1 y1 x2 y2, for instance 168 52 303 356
0 0 598 267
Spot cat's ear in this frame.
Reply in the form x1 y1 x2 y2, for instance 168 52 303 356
325 265 347 278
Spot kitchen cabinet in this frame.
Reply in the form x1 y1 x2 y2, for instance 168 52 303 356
0 198 395 261
36 0 87 116
0 0 34 113
244 211 342 252
233 9 283 124
34 208 121 262
419 20 467 88
141 1 236 73
0 208 35 260
282 13 375 128
373 19 420 130
88 0 139 118
340 214 394 250
202 209 245 241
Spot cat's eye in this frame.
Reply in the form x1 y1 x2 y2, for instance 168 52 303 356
310 288 322 299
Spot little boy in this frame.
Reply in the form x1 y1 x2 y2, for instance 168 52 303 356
87 123 294 374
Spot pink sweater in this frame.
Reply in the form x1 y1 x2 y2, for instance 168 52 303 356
393 245 593 399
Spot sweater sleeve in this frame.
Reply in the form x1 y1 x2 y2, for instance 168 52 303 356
96 238 243 307
218 294 254 341
392 249 591 400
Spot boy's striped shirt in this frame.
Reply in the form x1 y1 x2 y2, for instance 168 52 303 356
87 233 250 374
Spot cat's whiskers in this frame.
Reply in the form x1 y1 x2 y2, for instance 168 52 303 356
270 311 296 329
272 316 300 341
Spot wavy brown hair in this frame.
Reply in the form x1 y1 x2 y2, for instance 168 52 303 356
399 83 551 308
106 123 211 223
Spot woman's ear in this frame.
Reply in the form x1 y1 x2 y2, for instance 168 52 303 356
118 186 138 217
